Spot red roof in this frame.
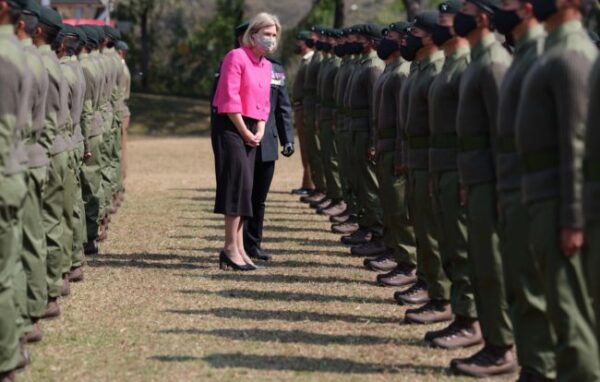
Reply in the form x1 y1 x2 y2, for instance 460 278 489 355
63 19 115 26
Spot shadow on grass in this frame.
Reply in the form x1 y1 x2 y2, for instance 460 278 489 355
201 235 340 248
197 273 365 285
87 252 211 270
159 328 402 346
147 355 200 362
166 307 393 324
201 353 446 374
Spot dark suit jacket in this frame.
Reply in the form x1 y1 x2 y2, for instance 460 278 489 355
260 57 294 162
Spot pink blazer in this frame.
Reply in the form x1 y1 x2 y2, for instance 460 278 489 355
212 47 272 121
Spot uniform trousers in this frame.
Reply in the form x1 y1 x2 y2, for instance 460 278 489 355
293 106 313 190
318 120 342 201
82 134 104 242
303 97 326 192
243 149 275 251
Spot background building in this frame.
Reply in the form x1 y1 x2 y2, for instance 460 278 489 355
47 0 113 22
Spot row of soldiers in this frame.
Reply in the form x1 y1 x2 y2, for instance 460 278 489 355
0 0 131 380
293 0 600 379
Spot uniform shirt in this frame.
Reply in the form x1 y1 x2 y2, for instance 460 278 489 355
213 47 272 121
303 51 323 127
22 37 50 169
121 59 131 118
395 60 419 166
516 20 598 229
79 52 102 148
0 24 31 176
405 50 444 170
60 56 78 150
345 50 385 134
584 57 600 222
317 54 341 126
456 33 511 186
106 47 125 126
333 55 355 132
292 50 314 106
496 26 545 192
89 50 106 137
39 44 70 156
428 45 470 172
373 57 410 154
62 56 86 149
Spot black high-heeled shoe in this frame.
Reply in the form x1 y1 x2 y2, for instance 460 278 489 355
219 251 255 271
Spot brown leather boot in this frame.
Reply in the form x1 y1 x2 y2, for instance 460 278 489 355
41 298 60 320
301 191 326 204
24 321 42 344
341 229 372 245
68 266 84 283
84 240 99 256
394 280 429 305
0 370 15 382
331 222 359 234
376 266 417 287
16 340 29 370
61 275 70 297
451 345 518 378
430 317 483 349
404 301 452 325
516 371 555 382
350 241 387 257
330 212 351 223
310 198 331 209
319 201 347 216
363 252 397 272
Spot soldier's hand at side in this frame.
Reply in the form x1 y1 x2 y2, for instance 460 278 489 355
560 228 584 257
367 146 376 161
84 152 93 161
459 186 467 207
281 143 295 157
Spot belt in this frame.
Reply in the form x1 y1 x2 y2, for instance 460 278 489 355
459 134 490 152
293 101 302 107
378 128 396 139
321 100 336 108
430 133 457 149
497 135 516 154
304 89 316 96
407 135 430 149
522 146 559 174
584 159 600 181
348 108 369 118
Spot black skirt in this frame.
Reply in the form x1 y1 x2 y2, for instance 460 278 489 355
211 113 257 218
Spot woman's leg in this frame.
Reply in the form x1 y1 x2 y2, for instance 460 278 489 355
237 218 255 266
224 215 244 265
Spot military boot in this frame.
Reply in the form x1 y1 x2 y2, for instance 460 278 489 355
24 321 42 344
61 275 70 297
376 265 417 287
429 317 483 349
394 280 429 305
350 240 387 257
68 266 84 283
450 345 518 378
84 240 99 256
41 298 61 320
319 201 347 216
404 301 452 325
301 191 326 204
341 229 372 245
363 252 397 272
330 212 350 223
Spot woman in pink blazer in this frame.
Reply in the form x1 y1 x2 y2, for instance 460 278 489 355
212 13 281 271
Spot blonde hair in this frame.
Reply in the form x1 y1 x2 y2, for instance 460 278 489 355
242 12 282 49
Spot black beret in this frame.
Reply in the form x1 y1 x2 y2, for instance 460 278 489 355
80 25 99 45
22 0 40 17
235 21 249 37
359 24 383 39
296 30 311 40
328 29 342 38
39 6 63 30
103 25 121 40
466 0 500 13
62 24 86 42
115 40 129 51
438 0 464 14
7 0 27 10
383 21 411 36
412 10 439 33
310 25 327 34
347 24 365 35
93 25 106 40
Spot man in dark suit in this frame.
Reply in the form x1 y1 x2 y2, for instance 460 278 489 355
243 57 295 261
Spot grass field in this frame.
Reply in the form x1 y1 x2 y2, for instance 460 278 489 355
20 95 493 381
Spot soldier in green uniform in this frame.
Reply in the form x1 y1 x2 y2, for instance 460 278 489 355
116 40 131 185
422 0 483 350
291 31 315 196
494 1 557 379
79 25 106 256
0 1 32 379
341 24 385 247
450 0 516 377
517 0 600 380
330 26 363 235
361 22 417 276
13 0 49 344
315 29 345 216
34 6 70 320
301 26 326 205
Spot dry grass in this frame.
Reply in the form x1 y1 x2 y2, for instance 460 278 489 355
18 134 498 381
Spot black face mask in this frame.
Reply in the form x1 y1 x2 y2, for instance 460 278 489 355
376 38 400 60
347 42 364 55
321 42 332 53
334 44 346 57
431 24 453 47
531 0 558 21
304 38 315 48
294 45 302 55
315 41 325 51
454 11 478 37
400 33 423 61
494 9 522 35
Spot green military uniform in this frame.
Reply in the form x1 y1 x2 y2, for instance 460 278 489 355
345 47 384 237
586 47 600 351
457 32 513 348
334 45 359 216
19 34 50 332
316 41 343 203
405 48 450 303
291 42 314 190
372 54 416 267
516 20 600 381
0 23 30 375
79 26 106 245
429 44 477 320
496 25 556 379
303 46 326 192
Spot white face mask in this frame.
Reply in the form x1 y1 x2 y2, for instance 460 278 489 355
254 35 277 52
